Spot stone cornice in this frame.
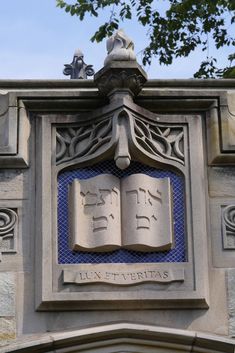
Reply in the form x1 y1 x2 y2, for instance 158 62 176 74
0 78 233 90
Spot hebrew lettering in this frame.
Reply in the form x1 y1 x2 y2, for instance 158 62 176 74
93 214 115 233
69 174 121 251
136 214 158 230
121 174 173 251
69 173 173 252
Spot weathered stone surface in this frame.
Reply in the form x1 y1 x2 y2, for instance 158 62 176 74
1 323 235 353
209 168 235 197
227 92 235 116
227 269 235 336
0 77 234 349
0 318 16 345
0 273 15 316
0 171 26 199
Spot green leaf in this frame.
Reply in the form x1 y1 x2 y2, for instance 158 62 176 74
57 0 235 78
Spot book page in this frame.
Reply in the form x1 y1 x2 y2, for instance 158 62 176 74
121 174 173 251
69 174 121 251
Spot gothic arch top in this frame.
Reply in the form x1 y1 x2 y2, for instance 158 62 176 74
3 323 234 353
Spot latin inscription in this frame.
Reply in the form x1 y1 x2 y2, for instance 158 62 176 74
63 268 184 285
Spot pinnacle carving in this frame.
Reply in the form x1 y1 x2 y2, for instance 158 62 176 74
95 30 147 97
104 29 136 65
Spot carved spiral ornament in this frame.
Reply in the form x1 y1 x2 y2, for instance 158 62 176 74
0 208 17 236
223 205 235 232
85 65 95 77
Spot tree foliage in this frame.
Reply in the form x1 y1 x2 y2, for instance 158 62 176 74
56 0 235 78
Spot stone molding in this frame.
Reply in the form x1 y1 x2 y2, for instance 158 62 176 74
2 323 235 353
0 86 235 168
0 92 29 168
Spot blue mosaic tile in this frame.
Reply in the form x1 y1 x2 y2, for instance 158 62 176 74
58 160 186 263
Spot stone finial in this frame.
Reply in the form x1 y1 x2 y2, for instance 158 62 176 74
95 30 147 97
63 49 95 79
104 29 136 66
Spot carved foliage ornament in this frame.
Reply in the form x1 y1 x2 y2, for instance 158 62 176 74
96 70 146 96
56 113 185 169
0 208 18 261
132 117 184 165
56 118 113 165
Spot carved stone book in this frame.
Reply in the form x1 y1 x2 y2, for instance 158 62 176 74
69 174 173 252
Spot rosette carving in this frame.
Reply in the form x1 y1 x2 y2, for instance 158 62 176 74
0 208 18 261
56 118 113 165
222 205 235 249
133 117 184 165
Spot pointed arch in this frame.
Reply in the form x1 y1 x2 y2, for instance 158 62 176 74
4 323 234 353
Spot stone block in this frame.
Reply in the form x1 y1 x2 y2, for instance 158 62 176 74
227 269 235 337
0 273 15 316
0 93 29 168
0 318 16 344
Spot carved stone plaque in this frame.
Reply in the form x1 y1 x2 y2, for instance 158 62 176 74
34 31 209 310
63 265 184 285
69 173 173 252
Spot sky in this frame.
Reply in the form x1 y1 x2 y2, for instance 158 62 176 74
0 0 233 80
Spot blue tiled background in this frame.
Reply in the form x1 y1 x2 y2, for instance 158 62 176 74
58 160 186 263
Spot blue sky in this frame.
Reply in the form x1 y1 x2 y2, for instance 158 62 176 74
0 0 233 80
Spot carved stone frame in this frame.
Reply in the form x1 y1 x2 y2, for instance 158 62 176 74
35 96 209 310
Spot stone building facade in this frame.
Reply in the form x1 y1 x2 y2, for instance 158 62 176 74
0 31 235 352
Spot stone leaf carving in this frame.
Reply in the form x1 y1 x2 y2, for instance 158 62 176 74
0 208 18 261
96 70 146 96
56 118 113 165
222 205 235 249
104 29 136 65
132 116 184 165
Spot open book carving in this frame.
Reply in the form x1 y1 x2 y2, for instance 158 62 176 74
69 174 173 252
